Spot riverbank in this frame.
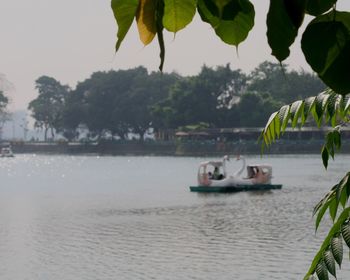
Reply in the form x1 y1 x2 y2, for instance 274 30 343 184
7 140 350 156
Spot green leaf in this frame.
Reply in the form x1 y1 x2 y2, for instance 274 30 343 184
314 197 326 217
326 131 334 159
136 0 157 45
278 105 290 132
111 0 139 52
337 173 350 207
315 259 329 280
163 0 197 32
301 11 350 95
323 249 336 278
313 92 329 127
283 0 306 28
326 92 337 124
263 111 278 143
302 96 316 125
214 0 231 17
340 185 348 208
198 0 255 46
333 129 341 150
341 220 350 248
331 235 343 267
274 112 281 138
267 0 303 61
306 0 337 16
304 207 350 280
316 194 334 231
290 100 303 128
321 145 329 170
329 198 338 221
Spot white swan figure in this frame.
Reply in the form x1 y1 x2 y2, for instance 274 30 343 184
233 155 246 178
222 155 229 177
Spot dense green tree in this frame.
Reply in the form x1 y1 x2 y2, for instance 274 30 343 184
73 70 135 139
31 63 325 140
123 71 181 140
236 92 281 127
248 61 325 103
153 65 247 128
0 90 10 140
61 91 86 141
69 67 180 140
28 76 69 141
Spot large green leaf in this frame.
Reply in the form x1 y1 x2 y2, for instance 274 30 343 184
283 0 306 28
163 0 197 32
214 0 232 17
198 0 255 46
266 0 305 61
306 0 337 16
111 0 139 52
301 11 350 95
136 0 157 45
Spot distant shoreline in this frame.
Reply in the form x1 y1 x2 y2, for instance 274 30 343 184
7 140 350 156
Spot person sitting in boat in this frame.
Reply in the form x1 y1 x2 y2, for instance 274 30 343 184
252 167 268 184
213 167 224 180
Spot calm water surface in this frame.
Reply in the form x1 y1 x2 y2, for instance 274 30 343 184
0 154 349 279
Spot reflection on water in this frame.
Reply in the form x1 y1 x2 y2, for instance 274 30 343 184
0 154 349 279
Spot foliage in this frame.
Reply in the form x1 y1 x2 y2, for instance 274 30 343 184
28 76 70 141
152 65 245 128
30 63 323 141
111 0 350 95
301 11 350 95
111 0 255 71
0 90 10 139
235 92 281 127
260 88 350 279
67 67 180 140
247 61 325 104
260 89 349 160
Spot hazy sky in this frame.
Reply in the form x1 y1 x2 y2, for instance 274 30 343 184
0 0 349 110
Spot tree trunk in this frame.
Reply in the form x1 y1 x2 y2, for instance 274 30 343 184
139 131 145 142
50 127 55 140
44 126 48 142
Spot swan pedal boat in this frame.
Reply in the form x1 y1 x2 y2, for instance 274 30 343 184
190 156 282 193
0 147 14 158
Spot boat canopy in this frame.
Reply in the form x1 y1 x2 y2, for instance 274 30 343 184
199 160 225 168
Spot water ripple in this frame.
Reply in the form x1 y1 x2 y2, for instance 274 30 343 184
0 155 349 279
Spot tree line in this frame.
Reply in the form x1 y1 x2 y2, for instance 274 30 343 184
27 61 325 141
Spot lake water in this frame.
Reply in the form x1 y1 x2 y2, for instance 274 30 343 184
0 154 349 279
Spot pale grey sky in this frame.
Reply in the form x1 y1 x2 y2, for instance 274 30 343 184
0 0 349 110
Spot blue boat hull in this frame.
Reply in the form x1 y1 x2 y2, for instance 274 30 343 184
189 184 282 193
